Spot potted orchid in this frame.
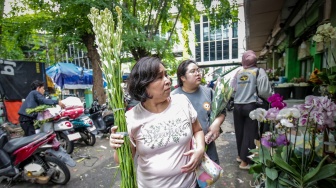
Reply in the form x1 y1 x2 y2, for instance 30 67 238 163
313 23 336 99
249 94 336 188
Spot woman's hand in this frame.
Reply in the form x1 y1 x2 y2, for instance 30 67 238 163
205 124 221 144
181 147 204 173
205 114 225 144
109 126 124 149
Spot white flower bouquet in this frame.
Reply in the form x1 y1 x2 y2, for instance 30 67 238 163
88 7 137 188
209 78 233 124
205 78 233 144
312 23 336 43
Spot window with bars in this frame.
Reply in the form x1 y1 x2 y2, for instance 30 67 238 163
300 58 313 81
194 15 238 62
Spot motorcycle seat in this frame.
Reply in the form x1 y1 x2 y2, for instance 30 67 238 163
3 133 48 154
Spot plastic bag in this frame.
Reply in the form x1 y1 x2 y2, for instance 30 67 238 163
192 139 224 187
61 97 83 109
195 153 224 187
36 105 62 120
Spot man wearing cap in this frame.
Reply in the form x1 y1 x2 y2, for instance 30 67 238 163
231 50 272 169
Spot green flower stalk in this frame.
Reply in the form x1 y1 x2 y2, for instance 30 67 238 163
210 78 233 124
88 7 137 188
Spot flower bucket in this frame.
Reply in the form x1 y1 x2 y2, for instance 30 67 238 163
292 86 313 99
274 86 293 100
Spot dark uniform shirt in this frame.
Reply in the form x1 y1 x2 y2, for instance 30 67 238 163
18 90 58 119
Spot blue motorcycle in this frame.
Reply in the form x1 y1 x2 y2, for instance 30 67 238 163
70 115 97 146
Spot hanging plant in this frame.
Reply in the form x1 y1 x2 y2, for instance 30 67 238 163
88 7 137 188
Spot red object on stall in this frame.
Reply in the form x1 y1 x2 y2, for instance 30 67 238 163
3 100 22 125
60 107 84 119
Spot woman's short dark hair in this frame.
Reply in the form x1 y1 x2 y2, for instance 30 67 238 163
31 80 44 90
176 59 197 87
127 57 163 102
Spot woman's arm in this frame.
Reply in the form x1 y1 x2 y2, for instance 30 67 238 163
181 119 205 173
192 119 205 152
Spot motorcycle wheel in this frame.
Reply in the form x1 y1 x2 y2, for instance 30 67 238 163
58 132 74 154
83 130 96 146
44 156 71 185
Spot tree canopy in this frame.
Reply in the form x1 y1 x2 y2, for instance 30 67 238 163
1 0 238 104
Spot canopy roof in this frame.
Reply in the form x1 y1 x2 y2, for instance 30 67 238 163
46 63 93 89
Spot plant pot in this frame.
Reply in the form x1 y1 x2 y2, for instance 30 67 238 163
312 86 320 96
274 87 293 100
292 86 313 99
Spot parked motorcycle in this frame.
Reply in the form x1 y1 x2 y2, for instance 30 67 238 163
70 114 97 146
0 124 75 185
88 99 114 135
40 115 81 154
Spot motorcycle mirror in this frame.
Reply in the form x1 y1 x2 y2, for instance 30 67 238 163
84 108 90 114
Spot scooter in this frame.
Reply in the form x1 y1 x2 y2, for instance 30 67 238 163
88 99 114 135
70 114 97 146
0 124 75 185
40 117 81 154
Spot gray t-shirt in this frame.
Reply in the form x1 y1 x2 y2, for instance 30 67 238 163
232 67 271 104
172 85 212 133
171 85 220 164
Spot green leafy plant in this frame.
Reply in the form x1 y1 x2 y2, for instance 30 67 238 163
209 78 233 124
290 77 306 84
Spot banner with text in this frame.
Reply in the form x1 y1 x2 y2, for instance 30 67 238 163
0 59 46 100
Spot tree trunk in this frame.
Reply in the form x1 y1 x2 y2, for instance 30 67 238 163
130 46 150 61
0 0 5 36
82 33 106 105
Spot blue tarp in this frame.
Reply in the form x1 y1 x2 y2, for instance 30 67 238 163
46 63 93 89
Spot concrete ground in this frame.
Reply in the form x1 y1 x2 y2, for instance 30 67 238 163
214 111 255 188
2 111 255 188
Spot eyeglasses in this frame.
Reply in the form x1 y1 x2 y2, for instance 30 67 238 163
188 68 201 75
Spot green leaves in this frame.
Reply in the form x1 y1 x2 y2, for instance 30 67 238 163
273 155 301 183
209 78 233 124
303 156 332 183
265 167 278 180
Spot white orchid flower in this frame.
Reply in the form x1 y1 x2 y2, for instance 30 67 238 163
249 108 267 122
276 108 300 120
280 119 294 128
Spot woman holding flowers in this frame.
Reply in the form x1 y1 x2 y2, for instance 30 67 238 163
231 50 272 169
110 57 205 188
172 59 226 165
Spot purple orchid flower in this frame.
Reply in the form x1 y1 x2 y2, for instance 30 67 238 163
268 93 283 103
276 134 289 146
260 132 277 148
271 101 287 110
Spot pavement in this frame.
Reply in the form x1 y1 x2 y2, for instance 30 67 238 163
1 111 255 188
